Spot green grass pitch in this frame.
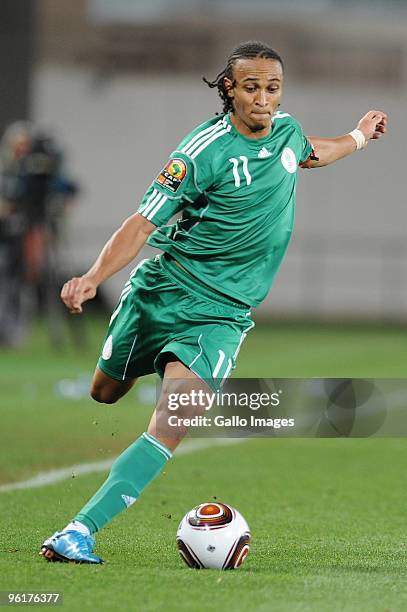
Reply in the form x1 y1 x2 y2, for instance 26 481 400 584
0 318 406 611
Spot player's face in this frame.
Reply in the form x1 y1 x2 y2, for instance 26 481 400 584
225 57 283 138
12 133 31 160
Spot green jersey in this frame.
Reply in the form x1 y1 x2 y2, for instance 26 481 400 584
138 111 312 307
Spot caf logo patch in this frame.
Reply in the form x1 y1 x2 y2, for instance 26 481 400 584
156 158 187 193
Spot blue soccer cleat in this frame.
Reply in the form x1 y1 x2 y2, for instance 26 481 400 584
40 530 104 564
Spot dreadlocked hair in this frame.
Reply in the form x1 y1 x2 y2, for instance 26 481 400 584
203 41 284 115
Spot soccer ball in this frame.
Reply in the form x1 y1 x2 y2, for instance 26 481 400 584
176 502 251 570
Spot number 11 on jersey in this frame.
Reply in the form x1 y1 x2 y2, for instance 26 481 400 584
229 156 252 187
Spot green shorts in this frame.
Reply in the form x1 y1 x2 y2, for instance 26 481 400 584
97 255 254 392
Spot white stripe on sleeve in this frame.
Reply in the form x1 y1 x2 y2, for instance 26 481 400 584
183 122 224 156
190 127 230 160
181 120 222 154
146 194 168 221
142 190 164 218
139 188 157 213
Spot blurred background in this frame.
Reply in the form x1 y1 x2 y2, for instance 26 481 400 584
0 0 406 347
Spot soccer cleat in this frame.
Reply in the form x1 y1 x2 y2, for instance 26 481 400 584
39 530 104 564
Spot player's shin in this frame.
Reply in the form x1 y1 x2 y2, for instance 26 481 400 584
72 432 172 534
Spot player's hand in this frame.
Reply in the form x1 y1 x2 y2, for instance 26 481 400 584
357 110 387 144
60 276 97 314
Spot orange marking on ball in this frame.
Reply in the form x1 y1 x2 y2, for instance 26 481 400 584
200 504 221 516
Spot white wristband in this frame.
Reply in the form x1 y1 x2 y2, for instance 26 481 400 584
348 129 366 150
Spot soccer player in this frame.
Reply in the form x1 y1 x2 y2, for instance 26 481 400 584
40 41 387 564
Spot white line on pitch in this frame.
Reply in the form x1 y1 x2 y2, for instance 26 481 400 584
0 438 244 494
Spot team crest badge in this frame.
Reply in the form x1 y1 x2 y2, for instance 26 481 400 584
281 147 297 174
156 158 187 193
102 335 113 360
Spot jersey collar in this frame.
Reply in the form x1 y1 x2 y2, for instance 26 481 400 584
224 112 276 149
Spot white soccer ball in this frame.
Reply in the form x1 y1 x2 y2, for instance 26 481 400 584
176 502 251 570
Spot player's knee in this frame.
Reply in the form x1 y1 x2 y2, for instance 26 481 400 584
90 385 119 404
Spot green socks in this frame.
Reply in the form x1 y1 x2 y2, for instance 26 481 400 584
74 432 172 534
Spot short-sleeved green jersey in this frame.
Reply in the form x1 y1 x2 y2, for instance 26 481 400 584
138 111 312 307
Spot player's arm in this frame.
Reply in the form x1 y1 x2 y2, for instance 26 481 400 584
61 213 155 314
301 110 387 168
62 151 203 314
